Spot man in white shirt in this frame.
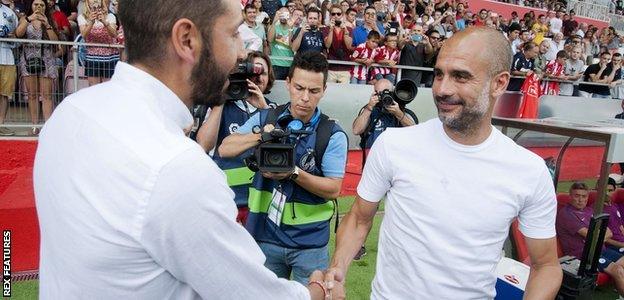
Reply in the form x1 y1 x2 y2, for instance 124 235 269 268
549 10 563 36
326 27 562 299
34 0 342 299
0 2 17 136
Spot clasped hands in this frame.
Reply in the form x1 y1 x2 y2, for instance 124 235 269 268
307 268 345 300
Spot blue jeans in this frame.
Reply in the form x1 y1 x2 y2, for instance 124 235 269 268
258 242 329 285
350 77 367 84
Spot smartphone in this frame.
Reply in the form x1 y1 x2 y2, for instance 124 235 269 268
411 34 422 42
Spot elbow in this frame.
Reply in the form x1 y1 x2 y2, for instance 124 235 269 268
327 189 341 200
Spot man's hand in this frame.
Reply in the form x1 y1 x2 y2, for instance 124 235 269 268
262 124 275 133
246 79 269 109
364 58 374 66
385 101 403 117
367 93 380 110
261 171 292 181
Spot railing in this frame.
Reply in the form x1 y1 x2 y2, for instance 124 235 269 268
568 0 611 21
0 38 616 136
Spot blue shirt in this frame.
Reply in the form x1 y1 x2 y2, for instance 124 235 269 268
238 108 348 178
352 24 386 47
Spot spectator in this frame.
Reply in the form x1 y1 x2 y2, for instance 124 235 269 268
422 29 442 87
506 23 521 55
352 6 384 46
511 29 531 55
398 23 432 85
559 46 584 96
562 10 578 37
350 30 380 84
340 0 350 14
344 7 357 28
533 40 550 75
508 42 538 91
78 0 119 86
531 14 548 46
243 4 268 53
603 178 624 250
0 1 17 136
541 50 567 95
617 99 624 120
291 7 325 53
16 0 60 135
268 6 295 80
322 4 354 84
46 0 71 40
583 29 600 64
576 22 588 39
545 32 564 61
354 0 367 27
548 10 562 36
371 33 400 84
510 10 520 24
320 0 332 25
579 52 621 98
556 182 624 295
607 27 621 54
252 0 270 26
474 9 487 26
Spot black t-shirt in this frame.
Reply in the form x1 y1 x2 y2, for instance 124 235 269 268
292 28 325 53
579 63 622 95
508 52 534 91
399 42 426 85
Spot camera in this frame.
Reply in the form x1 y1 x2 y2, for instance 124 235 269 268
245 125 313 173
375 79 418 109
334 19 342 27
309 24 318 31
225 60 264 100
376 12 386 22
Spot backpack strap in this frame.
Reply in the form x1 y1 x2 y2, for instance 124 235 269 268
313 113 335 172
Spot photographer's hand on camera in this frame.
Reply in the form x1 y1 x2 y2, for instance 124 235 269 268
246 79 269 109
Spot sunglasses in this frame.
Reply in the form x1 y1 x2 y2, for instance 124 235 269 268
332 12 342 16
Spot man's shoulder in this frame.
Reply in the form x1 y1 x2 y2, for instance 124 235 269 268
493 128 550 169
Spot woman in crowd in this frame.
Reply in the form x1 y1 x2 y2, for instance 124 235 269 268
78 0 120 86
583 28 600 64
16 0 61 135
253 0 269 25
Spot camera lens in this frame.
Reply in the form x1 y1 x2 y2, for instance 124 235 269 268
265 151 288 166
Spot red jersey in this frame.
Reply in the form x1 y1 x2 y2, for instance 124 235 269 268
371 46 400 77
351 43 376 81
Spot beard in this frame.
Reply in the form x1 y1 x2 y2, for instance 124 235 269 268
435 84 490 134
189 41 231 108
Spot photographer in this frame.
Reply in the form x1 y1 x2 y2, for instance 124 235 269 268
353 78 417 150
291 7 325 54
219 51 348 284
196 51 275 225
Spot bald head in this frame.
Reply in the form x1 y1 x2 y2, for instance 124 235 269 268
439 27 511 78
374 79 393 92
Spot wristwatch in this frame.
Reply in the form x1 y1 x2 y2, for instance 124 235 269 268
289 166 300 181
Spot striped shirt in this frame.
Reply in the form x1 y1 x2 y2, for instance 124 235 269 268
351 43 376 80
371 46 400 77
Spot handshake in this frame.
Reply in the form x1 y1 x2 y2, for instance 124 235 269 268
307 268 346 300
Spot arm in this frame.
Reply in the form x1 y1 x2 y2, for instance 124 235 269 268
286 172 343 199
422 36 433 55
268 23 277 43
218 132 262 158
329 196 379 280
291 27 305 52
324 26 334 48
352 105 373 136
102 15 117 38
195 106 223 153
523 237 563 299
15 16 29 38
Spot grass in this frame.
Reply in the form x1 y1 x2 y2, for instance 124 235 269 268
9 186 619 299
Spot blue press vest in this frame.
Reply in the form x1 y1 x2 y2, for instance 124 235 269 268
364 106 400 149
213 100 268 207
245 108 343 249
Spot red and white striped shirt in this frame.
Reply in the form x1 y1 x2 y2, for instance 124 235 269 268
541 60 564 95
351 43 377 81
371 46 400 77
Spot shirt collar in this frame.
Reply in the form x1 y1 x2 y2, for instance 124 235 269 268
280 104 322 128
111 62 193 131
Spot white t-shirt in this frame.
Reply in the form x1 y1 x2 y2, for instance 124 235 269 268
357 118 557 299
549 17 563 35
0 5 17 65
34 62 309 299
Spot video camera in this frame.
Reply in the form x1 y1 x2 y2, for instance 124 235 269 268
225 59 264 100
245 121 313 173
376 79 418 109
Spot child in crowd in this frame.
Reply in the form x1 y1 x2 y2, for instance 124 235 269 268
371 33 400 84
560 46 585 96
542 50 568 95
351 30 381 84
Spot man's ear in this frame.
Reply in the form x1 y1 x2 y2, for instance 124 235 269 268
170 18 202 66
491 71 511 99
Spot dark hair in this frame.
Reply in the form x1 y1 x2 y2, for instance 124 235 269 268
522 41 537 51
367 30 381 40
307 6 321 17
426 29 440 37
287 51 329 85
346 8 356 15
614 53 623 58
243 4 255 13
556 50 568 59
247 51 275 93
570 182 589 192
601 51 611 57
119 0 226 64
365 5 376 13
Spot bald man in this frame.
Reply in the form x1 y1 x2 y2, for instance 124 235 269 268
327 28 563 299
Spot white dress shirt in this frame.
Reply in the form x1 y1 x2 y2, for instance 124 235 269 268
34 62 309 299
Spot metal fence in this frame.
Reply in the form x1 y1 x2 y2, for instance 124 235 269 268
0 38 616 136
